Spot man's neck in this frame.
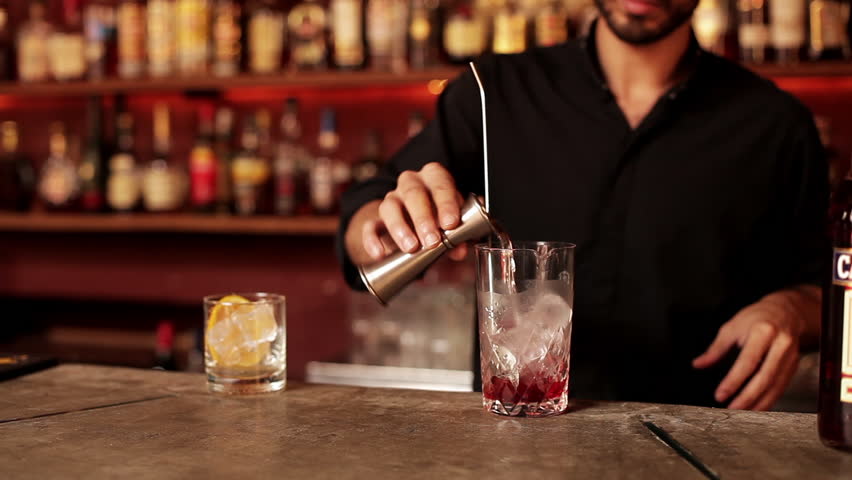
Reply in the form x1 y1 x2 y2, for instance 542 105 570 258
596 20 693 104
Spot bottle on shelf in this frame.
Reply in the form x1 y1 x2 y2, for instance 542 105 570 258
331 0 365 69
212 0 242 76
444 0 488 63
409 0 441 69
275 98 311 216
248 0 286 74
176 0 212 76
535 0 569 48
154 321 178 371
692 0 731 57
189 103 218 213
38 122 80 211
820 164 852 451
367 0 409 72
492 0 527 55
107 106 141 213
352 129 384 184
737 0 768 63
83 1 115 80
311 108 344 215
117 0 146 78
49 0 87 82
288 0 329 71
769 0 807 64
147 0 176 78
0 122 35 212
213 106 235 213
0 0 12 82
143 103 187 213
17 0 53 83
78 96 106 213
231 114 272 215
809 0 852 60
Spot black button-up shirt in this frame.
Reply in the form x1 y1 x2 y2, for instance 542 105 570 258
336 25 828 407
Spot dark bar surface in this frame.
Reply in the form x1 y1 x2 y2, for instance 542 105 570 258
1 365 850 479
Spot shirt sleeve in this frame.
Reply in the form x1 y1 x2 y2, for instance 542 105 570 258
780 107 830 290
334 63 488 290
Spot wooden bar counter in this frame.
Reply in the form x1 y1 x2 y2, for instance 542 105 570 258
1 364 850 479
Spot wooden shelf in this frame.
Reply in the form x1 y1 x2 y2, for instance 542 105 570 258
750 61 852 78
0 212 340 235
0 69 463 97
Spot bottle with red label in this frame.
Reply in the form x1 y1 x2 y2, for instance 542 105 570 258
189 103 218 213
820 171 852 451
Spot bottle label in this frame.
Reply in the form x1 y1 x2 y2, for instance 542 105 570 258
492 12 526 54
249 11 285 73
833 248 852 403
148 0 175 76
190 146 217 206
176 0 210 73
445 16 486 58
118 3 145 62
770 0 806 49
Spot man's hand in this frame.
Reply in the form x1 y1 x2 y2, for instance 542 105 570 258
345 162 468 265
692 287 821 411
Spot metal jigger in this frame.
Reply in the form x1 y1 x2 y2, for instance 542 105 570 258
358 193 498 305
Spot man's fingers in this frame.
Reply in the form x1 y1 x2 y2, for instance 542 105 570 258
693 325 737 369
361 219 386 260
714 324 776 403
398 171 441 249
378 193 419 253
751 353 800 411
728 333 797 410
420 163 461 230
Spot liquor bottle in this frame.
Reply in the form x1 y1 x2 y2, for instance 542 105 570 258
248 0 286 74
212 0 242 76
189 103 218 212
444 1 487 63
809 0 852 60
84 1 114 79
0 1 12 81
213 106 234 213
492 0 527 54
738 0 768 63
78 97 106 212
107 109 141 213
231 115 272 215
49 0 87 82
821 168 852 451
117 0 145 78
409 0 441 69
331 0 365 69
38 122 80 211
17 0 52 83
366 0 408 71
275 98 311 216
770 0 806 64
147 0 175 77
408 110 426 138
288 0 329 70
0 122 35 212
693 0 730 57
352 130 383 184
176 0 211 75
154 321 178 371
143 103 187 213
311 108 342 215
535 0 569 47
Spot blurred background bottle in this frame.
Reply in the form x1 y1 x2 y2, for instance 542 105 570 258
444 0 487 63
288 0 328 71
231 114 272 215
331 0 365 70
143 103 187 213
189 103 218 213
117 0 146 78
409 0 441 69
176 0 212 75
17 0 52 83
809 0 852 60
78 96 106 212
275 98 311 216
213 106 235 213
770 0 807 64
106 104 141 213
212 0 243 76
148 0 176 77
38 122 80 211
248 0 286 74
0 122 34 212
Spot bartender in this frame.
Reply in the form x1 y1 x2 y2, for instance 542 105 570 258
336 0 828 410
